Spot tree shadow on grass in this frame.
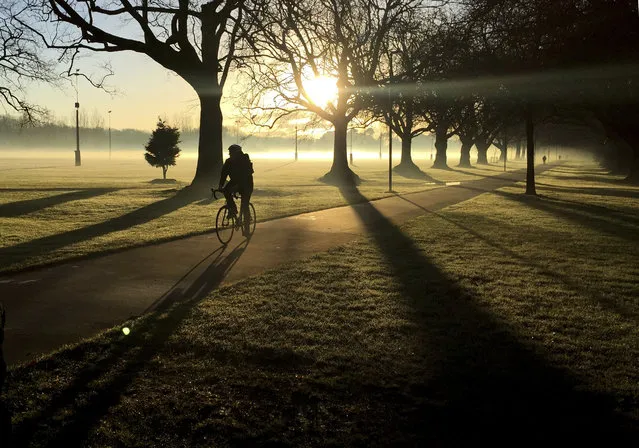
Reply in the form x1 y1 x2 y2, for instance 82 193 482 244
338 185 638 445
393 163 444 183
395 193 639 323
0 188 120 218
535 182 639 201
262 161 297 173
452 166 532 183
0 187 207 271
546 167 629 185
465 186 639 242
11 240 248 447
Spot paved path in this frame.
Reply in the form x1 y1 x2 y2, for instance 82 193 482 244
0 168 541 366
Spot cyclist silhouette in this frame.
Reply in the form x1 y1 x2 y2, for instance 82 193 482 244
218 144 254 235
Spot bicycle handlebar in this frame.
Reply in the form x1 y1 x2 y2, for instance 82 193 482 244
211 189 241 200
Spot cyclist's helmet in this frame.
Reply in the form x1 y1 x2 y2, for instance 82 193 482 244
228 144 242 155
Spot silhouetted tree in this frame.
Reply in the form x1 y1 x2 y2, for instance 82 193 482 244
453 100 479 168
463 0 639 185
363 9 438 178
144 119 181 180
20 0 247 187
0 1 56 123
241 0 434 185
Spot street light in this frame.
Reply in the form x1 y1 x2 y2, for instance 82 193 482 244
73 69 81 166
387 50 400 193
108 110 112 160
503 131 508 172
295 123 298 161
349 127 353 165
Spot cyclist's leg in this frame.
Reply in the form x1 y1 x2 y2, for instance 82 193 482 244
222 182 239 216
240 184 253 235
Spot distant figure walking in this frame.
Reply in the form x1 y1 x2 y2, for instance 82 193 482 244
542 155 547 164
218 144 254 236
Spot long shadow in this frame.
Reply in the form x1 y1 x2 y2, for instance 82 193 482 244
262 161 297 173
545 170 630 185
465 187 639 242
12 240 248 447
549 167 611 176
339 185 637 444
541 192 639 226
391 164 445 183
535 182 639 200
0 187 206 270
396 194 639 322
0 188 119 218
452 165 555 183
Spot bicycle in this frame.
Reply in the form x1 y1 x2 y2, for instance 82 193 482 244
211 189 256 245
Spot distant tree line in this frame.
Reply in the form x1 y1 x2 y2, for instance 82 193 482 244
0 114 197 150
0 113 397 153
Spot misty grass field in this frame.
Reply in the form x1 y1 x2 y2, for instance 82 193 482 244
5 161 639 445
0 153 525 273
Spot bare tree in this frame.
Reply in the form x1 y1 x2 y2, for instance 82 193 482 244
19 0 247 186
241 0 426 185
0 1 56 123
366 10 437 178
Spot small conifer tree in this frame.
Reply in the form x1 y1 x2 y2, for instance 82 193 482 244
144 118 181 179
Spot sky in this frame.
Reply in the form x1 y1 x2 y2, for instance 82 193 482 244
10 2 372 138
25 49 241 133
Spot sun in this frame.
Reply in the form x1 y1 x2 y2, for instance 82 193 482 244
304 75 338 108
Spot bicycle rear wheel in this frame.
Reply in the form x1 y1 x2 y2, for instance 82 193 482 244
216 205 235 244
243 203 257 238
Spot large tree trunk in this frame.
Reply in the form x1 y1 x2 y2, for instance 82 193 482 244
458 139 473 168
190 6 225 188
320 116 360 185
476 141 490 165
191 90 223 187
525 108 537 195
399 134 414 165
629 149 639 183
394 132 423 177
598 109 639 183
432 124 449 169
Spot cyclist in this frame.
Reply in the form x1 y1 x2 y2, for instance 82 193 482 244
218 144 254 235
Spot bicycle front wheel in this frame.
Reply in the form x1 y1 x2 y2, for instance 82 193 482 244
216 205 235 244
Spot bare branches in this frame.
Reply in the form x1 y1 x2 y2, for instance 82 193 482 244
14 1 246 86
241 0 420 129
0 1 57 123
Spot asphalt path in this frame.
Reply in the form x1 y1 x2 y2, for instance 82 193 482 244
0 167 545 366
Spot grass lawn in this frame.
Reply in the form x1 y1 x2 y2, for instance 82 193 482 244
0 154 524 273
3 162 639 446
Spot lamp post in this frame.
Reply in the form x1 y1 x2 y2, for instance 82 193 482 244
73 69 81 166
295 123 298 161
503 131 507 172
349 127 353 165
387 50 400 193
108 110 112 160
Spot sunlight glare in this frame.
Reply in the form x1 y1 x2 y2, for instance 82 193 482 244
304 76 338 108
